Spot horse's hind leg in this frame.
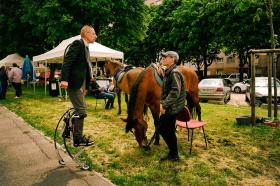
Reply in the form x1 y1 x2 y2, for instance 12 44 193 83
186 93 195 118
196 103 202 121
186 93 202 121
125 93 129 107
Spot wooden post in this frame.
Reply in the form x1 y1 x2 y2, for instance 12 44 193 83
251 52 256 126
250 49 280 124
268 53 272 118
273 53 278 121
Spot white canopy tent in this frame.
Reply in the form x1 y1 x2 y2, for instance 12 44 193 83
33 35 124 63
0 53 24 67
32 35 124 96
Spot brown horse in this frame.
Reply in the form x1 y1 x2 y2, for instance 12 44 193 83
123 64 201 148
104 60 144 114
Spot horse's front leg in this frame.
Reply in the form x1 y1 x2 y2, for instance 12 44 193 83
116 88 122 115
151 111 160 145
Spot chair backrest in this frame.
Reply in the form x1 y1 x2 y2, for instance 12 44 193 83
96 79 110 90
176 106 192 122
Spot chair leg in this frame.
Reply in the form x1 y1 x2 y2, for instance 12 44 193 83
95 98 98 110
190 129 194 154
187 128 190 141
202 127 207 148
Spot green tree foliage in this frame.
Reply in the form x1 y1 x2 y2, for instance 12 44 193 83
216 0 271 80
140 0 279 78
0 0 40 58
0 0 147 58
1 0 279 72
171 0 221 77
126 0 182 66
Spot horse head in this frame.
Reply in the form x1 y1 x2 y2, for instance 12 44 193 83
104 60 112 77
104 59 124 78
122 117 149 148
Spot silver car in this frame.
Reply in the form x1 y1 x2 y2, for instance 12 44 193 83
245 77 280 106
232 79 250 93
225 73 248 84
199 78 232 103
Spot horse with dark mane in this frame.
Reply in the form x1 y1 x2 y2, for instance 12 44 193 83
123 64 201 148
104 60 144 114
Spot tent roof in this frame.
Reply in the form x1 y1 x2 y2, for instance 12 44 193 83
0 53 24 67
33 35 124 63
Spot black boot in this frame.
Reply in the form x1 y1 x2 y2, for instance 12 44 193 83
105 100 111 109
110 100 114 109
72 116 84 145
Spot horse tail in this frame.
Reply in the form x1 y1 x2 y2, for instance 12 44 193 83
127 67 149 119
186 93 195 118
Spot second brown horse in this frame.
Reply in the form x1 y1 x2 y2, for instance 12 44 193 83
104 60 144 114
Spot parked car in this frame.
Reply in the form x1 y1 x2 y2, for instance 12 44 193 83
232 79 250 93
225 73 248 84
223 78 234 88
245 77 280 106
199 78 232 104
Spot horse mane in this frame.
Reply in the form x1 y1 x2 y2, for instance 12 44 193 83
105 59 125 72
127 66 150 119
110 59 125 67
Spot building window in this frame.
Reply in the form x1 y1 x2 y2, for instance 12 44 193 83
216 58 224 63
216 69 225 77
227 56 234 63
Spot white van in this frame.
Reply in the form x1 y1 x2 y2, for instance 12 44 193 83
226 73 248 84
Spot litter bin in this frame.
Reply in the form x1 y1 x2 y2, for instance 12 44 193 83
49 80 59 97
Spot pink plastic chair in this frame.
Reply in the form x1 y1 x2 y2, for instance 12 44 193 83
176 106 208 154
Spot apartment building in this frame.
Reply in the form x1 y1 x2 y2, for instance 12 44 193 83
207 53 248 76
204 52 279 78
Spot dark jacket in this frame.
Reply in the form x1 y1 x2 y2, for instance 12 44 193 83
60 39 91 90
89 80 101 96
160 64 186 115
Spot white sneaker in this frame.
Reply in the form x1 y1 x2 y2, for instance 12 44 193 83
15 96 19 99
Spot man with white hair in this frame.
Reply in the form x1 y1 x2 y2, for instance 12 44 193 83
60 25 97 147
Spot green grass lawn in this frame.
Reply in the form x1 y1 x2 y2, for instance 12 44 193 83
1 85 280 186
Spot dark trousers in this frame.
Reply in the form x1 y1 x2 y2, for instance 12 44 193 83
12 82 22 97
159 113 178 157
67 88 86 141
100 92 115 109
0 82 7 99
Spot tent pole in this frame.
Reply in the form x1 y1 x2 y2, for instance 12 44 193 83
33 66 36 93
45 60 47 96
95 59 97 75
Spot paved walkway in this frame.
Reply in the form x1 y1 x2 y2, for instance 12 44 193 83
0 106 114 186
228 93 249 107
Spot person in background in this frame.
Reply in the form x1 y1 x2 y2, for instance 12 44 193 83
60 25 97 147
90 75 115 109
159 51 186 162
0 66 8 99
8 63 22 98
